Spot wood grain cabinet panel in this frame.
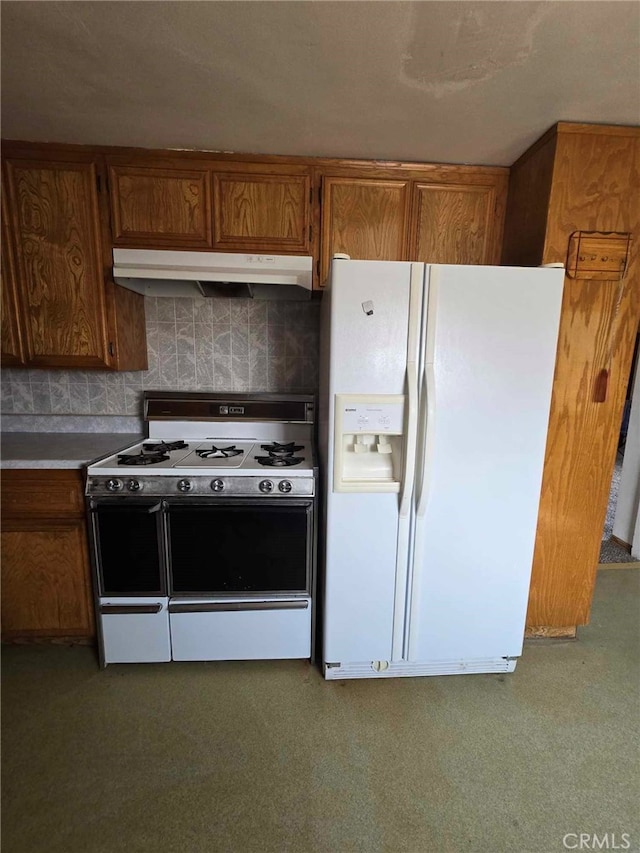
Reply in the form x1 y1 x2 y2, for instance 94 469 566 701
4 159 113 368
2 147 147 371
409 183 497 264
109 165 213 248
212 173 310 254
1 521 93 639
1 469 94 641
320 177 410 284
502 123 640 631
1 191 25 365
1 469 86 517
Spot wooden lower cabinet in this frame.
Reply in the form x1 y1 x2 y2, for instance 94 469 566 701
1 470 94 641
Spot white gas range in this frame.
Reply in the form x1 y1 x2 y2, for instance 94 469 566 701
85 392 317 666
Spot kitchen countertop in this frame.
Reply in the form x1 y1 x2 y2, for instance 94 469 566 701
1 432 142 469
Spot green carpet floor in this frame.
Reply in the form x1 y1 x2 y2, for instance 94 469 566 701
2 568 639 853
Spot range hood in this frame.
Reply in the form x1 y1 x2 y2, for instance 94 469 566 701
112 249 314 300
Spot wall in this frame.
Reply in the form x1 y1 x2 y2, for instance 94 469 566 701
0 296 320 415
613 359 640 549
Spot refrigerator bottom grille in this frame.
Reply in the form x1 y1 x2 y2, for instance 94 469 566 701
323 657 517 679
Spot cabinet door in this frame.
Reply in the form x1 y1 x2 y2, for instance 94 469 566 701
320 177 410 284
4 159 112 369
409 183 497 265
212 172 311 254
1 191 25 365
1 519 94 639
109 165 213 248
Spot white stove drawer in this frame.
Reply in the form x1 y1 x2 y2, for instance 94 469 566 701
99 597 171 664
169 597 311 661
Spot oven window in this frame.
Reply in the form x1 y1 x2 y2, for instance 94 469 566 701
94 503 165 595
168 503 311 594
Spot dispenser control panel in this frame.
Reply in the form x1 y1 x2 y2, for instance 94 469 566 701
340 400 404 433
333 394 405 493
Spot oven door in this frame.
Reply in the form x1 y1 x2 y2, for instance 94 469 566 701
90 499 166 596
89 499 170 664
166 500 313 596
167 499 314 661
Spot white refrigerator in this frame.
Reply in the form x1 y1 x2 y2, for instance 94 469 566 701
318 259 564 679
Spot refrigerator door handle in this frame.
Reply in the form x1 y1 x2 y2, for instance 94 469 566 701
398 361 418 517
398 264 424 518
392 264 424 660
407 360 435 659
416 361 436 518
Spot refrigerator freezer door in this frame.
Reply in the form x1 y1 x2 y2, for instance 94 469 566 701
322 260 422 664
407 265 564 663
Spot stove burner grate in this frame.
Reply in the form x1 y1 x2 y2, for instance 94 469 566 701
142 440 189 453
196 445 244 459
260 442 304 455
118 451 170 466
255 455 304 467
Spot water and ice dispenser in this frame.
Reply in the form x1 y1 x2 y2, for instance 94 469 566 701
333 395 405 492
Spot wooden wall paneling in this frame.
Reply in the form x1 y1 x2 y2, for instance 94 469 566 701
1 188 26 365
542 130 640 264
4 158 112 369
108 164 213 248
320 177 410 285
212 172 311 254
409 183 497 265
526 126 640 628
501 131 557 266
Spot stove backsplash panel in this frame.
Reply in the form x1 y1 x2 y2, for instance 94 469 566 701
1 297 320 416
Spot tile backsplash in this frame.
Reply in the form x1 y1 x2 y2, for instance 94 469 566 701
1 296 320 416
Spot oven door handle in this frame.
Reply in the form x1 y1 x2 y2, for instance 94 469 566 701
99 604 164 615
169 600 309 613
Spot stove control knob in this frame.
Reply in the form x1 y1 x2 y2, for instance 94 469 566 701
278 480 293 493
127 479 142 492
211 479 225 493
106 478 123 492
177 478 193 493
259 479 274 494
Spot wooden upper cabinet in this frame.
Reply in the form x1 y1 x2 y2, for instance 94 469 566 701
108 164 213 248
2 148 147 371
320 177 410 284
4 158 113 369
409 183 498 265
212 172 311 254
1 191 25 366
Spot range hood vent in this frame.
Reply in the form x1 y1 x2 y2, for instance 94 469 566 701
112 249 314 300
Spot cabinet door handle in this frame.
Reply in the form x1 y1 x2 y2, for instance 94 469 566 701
100 604 163 615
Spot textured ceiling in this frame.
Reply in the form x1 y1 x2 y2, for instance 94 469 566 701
1 1 639 166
